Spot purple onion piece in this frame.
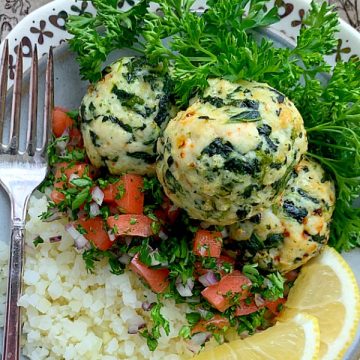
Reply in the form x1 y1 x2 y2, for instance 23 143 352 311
89 202 101 217
49 235 62 243
187 341 201 354
124 236 132 246
60 128 70 138
141 301 154 311
198 271 218 287
197 307 211 319
119 253 131 265
108 230 116 242
127 317 146 334
176 276 194 297
221 227 229 238
191 332 212 346
91 186 104 206
69 173 79 182
254 293 265 307
42 207 62 223
168 204 179 212
158 230 168 241
65 223 89 250
65 223 81 239
149 249 161 266
56 128 70 153
74 234 88 250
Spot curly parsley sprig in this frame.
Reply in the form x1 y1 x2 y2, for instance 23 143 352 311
66 0 360 251
66 0 150 82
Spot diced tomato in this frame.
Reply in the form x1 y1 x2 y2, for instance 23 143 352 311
216 270 252 295
201 271 252 312
50 189 65 204
103 185 116 203
191 314 229 334
161 197 180 224
154 209 168 223
103 174 144 214
68 127 83 148
284 270 299 282
52 107 74 137
193 230 222 258
129 254 169 293
54 162 88 183
265 297 286 315
194 254 236 279
108 204 120 215
74 217 113 251
107 214 154 237
235 298 263 316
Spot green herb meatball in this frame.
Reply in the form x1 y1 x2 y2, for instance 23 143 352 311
156 79 308 225
80 57 174 175
229 158 336 273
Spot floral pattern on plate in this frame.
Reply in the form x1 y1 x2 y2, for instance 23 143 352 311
0 0 360 85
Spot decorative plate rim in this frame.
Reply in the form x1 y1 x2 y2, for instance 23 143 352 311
1 0 360 88
0 0 360 359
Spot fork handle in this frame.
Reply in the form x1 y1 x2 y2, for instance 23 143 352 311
2 225 24 360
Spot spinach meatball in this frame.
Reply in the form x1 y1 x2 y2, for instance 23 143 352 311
80 57 174 175
157 79 308 225
229 158 336 273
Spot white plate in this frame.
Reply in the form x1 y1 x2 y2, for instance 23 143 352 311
0 0 360 359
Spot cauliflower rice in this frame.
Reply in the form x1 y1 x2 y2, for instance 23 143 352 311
13 195 201 360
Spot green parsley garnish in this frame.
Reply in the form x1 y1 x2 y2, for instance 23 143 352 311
33 236 44 247
67 0 360 251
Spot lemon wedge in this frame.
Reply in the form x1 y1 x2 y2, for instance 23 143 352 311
192 313 320 360
279 246 360 360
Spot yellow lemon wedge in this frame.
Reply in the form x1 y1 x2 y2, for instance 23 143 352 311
278 246 360 360
192 313 320 360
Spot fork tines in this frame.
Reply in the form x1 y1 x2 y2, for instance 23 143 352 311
0 39 54 156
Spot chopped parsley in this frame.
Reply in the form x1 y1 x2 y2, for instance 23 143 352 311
33 236 44 247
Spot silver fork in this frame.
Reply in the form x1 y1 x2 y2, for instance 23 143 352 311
0 39 53 360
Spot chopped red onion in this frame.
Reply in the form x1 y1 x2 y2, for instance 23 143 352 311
65 223 80 239
56 128 69 152
198 271 218 287
187 341 201 354
221 228 229 238
49 235 62 243
176 277 194 297
149 249 161 266
44 187 52 199
197 307 211 319
77 209 86 219
169 204 179 213
65 223 89 250
42 209 62 222
127 316 146 334
141 301 154 311
158 230 168 241
119 253 131 265
61 128 70 138
108 230 116 242
74 234 88 250
254 293 265 307
91 186 104 206
89 202 101 217
124 236 132 246
191 332 211 346
69 173 79 182
199 221 211 229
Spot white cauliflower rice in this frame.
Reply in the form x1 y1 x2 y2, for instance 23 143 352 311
15 195 199 360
